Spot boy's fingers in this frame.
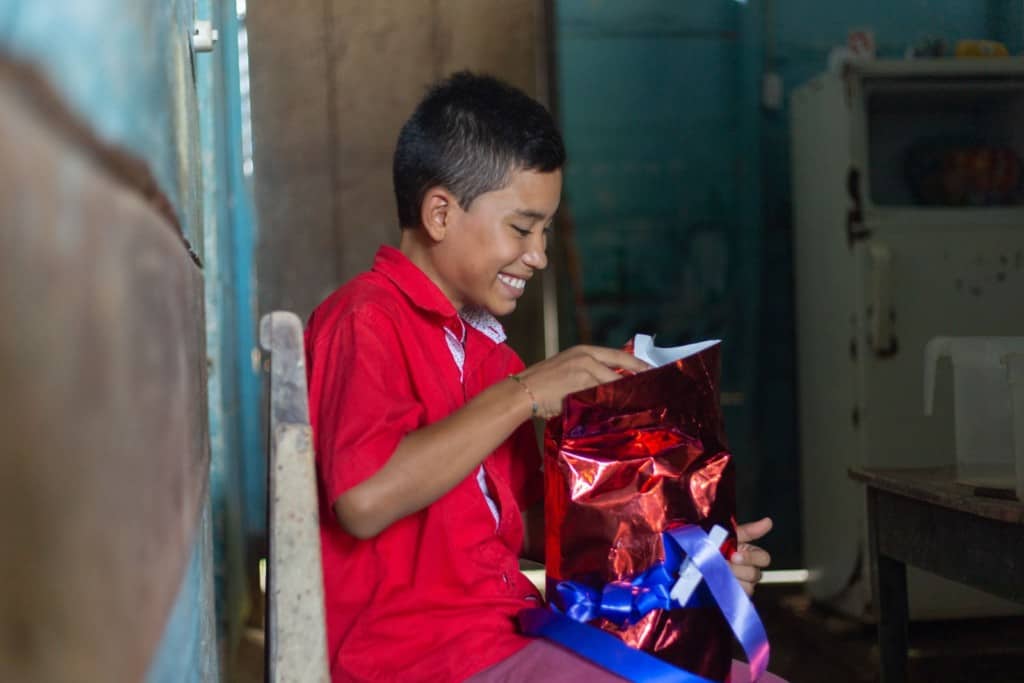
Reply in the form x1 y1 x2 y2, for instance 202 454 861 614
582 346 651 373
734 544 772 569
589 363 624 385
729 563 762 586
736 517 773 544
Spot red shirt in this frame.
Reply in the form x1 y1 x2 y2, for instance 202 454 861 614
305 246 543 682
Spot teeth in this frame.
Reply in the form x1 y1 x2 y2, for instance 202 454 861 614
498 274 525 290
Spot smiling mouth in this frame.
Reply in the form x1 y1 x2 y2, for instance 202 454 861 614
497 274 526 290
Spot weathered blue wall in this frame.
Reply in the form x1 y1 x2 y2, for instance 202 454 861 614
197 0 262 668
223 3 267 551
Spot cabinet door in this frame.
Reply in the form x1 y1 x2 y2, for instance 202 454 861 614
854 224 1024 468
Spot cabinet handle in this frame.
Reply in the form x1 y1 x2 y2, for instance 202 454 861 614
868 243 898 357
846 167 871 248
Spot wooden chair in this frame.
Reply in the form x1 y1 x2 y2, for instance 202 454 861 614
260 311 330 682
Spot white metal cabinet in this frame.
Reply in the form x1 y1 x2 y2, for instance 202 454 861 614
791 58 1024 619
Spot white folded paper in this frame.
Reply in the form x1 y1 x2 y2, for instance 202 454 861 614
632 334 721 368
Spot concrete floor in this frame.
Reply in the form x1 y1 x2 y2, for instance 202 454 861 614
229 584 1024 682
229 626 264 683
754 585 1024 683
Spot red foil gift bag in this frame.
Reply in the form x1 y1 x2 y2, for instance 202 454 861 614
543 339 737 681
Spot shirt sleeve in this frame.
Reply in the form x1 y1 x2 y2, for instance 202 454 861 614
307 306 426 505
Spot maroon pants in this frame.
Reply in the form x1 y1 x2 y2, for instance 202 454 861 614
467 640 787 683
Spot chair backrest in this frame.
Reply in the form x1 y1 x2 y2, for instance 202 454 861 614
259 311 329 682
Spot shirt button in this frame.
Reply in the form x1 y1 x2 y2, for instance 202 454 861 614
502 573 511 587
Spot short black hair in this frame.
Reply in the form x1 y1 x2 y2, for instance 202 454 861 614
393 71 565 228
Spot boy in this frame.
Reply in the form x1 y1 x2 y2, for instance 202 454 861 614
305 72 771 682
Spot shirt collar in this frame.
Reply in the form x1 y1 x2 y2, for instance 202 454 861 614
372 245 458 319
372 245 508 345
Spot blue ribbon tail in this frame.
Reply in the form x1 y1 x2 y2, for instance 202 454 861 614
664 526 771 681
519 607 715 683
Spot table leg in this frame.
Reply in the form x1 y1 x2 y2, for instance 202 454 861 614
868 489 909 682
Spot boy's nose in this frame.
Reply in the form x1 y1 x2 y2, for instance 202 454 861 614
521 242 548 270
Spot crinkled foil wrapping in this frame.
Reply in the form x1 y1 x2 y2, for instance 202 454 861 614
544 343 736 681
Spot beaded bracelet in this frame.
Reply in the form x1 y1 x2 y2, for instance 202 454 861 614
508 374 539 418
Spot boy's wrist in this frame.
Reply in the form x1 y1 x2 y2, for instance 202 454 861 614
507 374 539 419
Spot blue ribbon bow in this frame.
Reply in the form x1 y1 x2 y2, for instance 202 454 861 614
520 524 770 682
555 533 684 627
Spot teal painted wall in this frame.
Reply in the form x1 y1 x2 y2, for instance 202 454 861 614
556 0 1020 567
556 0 771 554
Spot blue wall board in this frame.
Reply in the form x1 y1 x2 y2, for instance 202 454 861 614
218 2 267 546
197 0 252 664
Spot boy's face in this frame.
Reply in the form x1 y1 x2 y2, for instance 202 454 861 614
429 168 562 317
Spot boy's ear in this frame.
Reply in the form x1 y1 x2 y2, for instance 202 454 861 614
420 187 456 243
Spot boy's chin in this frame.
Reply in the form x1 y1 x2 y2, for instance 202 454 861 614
482 300 517 318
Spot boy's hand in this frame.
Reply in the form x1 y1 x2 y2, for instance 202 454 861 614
729 517 773 596
515 345 650 418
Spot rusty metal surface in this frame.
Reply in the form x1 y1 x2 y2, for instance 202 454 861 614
0 2 206 254
0 70 209 683
0 57 192 257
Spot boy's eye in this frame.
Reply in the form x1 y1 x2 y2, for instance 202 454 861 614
511 225 530 237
